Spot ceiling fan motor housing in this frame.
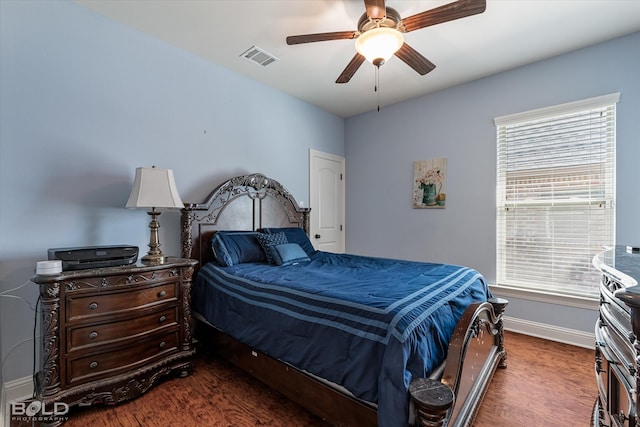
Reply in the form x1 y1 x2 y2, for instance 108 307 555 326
357 7 402 33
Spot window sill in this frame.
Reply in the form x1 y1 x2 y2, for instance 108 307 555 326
489 284 599 311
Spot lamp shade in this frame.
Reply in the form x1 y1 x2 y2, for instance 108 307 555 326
126 167 183 209
355 27 404 65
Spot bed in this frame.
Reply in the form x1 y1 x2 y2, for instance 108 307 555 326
181 173 507 427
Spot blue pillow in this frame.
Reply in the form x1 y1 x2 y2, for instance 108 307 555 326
262 227 316 257
268 243 311 266
211 231 266 267
256 232 288 265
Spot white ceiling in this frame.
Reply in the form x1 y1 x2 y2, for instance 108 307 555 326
74 0 640 118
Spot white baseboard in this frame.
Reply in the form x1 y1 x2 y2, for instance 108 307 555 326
503 315 595 349
3 376 34 427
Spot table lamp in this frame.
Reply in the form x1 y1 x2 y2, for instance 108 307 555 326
126 166 183 265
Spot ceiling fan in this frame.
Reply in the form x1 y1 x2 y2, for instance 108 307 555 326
286 0 486 84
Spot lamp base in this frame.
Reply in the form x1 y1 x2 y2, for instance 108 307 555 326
142 208 169 265
141 253 169 265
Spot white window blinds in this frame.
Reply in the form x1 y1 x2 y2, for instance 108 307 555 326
495 93 618 298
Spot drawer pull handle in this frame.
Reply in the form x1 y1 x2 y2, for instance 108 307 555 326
89 331 98 339
88 302 98 310
89 361 98 369
159 341 166 349
159 315 167 323
158 291 167 298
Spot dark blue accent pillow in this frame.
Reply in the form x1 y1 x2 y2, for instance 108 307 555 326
211 231 266 267
262 227 316 257
268 243 311 266
256 232 288 265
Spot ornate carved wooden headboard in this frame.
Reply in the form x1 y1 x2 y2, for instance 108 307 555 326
180 173 310 275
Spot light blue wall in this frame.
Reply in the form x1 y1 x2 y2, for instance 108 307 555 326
345 32 640 334
0 0 344 383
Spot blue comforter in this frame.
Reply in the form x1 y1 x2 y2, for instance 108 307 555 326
192 251 490 427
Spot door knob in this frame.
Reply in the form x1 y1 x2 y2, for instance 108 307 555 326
315 234 321 239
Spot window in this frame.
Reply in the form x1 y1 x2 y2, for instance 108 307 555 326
495 93 618 299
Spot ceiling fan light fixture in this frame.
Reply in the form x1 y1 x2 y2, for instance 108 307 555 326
355 27 404 66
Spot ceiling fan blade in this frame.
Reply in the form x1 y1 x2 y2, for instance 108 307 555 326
286 31 359 45
394 43 436 75
336 53 366 84
401 0 486 33
364 0 386 20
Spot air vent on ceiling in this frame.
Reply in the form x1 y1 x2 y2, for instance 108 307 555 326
240 46 278 67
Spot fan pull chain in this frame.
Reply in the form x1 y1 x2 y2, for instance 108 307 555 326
375 65 380 112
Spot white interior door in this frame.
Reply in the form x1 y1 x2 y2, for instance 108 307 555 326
309 149 345 253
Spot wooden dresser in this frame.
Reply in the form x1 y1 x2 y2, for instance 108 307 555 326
31 258 197 425
594 246 640 427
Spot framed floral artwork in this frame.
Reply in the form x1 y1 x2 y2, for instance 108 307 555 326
413 158 447 208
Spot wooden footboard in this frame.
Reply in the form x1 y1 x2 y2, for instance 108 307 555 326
410 297 508 427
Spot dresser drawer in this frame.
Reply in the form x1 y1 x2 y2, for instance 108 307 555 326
600 293 631 332
601 276 631 316
599 314 636 380
67 329 180 386
609 363 636 427
62 267 181 288
67 305 178 352
67 282 177 322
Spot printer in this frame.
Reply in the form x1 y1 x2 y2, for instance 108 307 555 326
48 245 138 271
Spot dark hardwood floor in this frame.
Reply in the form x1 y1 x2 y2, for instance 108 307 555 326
12 331 596 426
473 331 595 426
